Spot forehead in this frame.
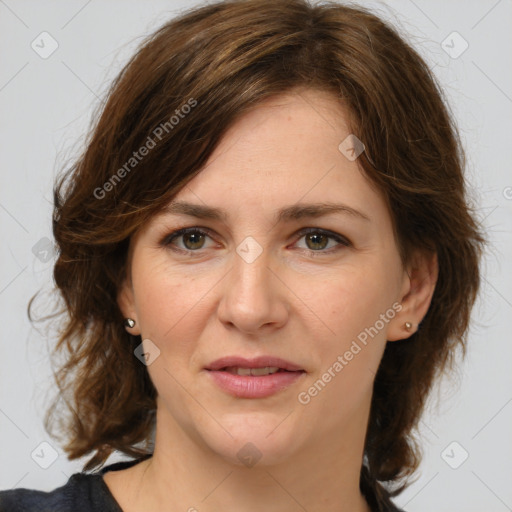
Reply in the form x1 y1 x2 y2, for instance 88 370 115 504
167 89 383 220
213 88 352 163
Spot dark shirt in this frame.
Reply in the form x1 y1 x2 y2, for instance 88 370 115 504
0 455 405 511
0 457 142 512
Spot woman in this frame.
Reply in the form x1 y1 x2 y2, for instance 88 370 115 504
0 0 484 511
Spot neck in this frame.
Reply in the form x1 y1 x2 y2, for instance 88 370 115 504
133 404 372 512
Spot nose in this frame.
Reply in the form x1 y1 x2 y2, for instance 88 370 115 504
217 245 289 335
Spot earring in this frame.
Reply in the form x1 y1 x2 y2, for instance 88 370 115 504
404 321 413 331
124 318 136 328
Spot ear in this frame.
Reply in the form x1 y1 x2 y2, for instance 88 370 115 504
387 250 438 341
117 275 141 336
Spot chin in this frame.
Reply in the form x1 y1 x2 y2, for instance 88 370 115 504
201 410 306 468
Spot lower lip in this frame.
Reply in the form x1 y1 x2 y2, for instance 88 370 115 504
206 370 305 398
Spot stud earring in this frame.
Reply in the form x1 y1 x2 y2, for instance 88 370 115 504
124 318 136 328
404 321 413 331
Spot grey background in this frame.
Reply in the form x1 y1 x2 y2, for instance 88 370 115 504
1 1 511 510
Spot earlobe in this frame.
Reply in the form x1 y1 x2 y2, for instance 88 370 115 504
387 316 417 342
117 277 141 335
387 250 438 342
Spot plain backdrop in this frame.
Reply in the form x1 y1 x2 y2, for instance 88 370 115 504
1 1 511 511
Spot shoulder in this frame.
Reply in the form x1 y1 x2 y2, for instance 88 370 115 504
0 455 151 512
0 473 119 512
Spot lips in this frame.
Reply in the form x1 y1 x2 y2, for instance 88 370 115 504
204 356 306 398
205 356 304 373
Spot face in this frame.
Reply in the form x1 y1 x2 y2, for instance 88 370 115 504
119 88 421 467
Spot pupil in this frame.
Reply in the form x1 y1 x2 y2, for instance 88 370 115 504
307 233 327 250
184 232 204 249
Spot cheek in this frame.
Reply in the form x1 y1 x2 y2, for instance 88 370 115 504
323 265 399 335
131 254 202 344
310 261 401 379
296 272 396 432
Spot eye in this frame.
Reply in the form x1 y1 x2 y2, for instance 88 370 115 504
293 228 351 255
162 227 215 252
161 227 351 256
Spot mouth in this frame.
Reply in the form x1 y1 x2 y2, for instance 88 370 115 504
219 366 297 376
204 356 306 398
205 355 305 373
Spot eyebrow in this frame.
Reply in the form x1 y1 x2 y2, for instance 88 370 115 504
163 200 371 223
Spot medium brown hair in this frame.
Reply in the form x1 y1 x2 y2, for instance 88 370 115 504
36 0 484 503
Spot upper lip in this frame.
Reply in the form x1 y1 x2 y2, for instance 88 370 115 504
205 356 305 372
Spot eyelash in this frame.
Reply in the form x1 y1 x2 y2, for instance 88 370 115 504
161 226 351 257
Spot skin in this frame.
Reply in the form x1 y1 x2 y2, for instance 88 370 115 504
108 88 438 512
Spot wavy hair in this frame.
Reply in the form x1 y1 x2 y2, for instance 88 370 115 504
34 0 484 505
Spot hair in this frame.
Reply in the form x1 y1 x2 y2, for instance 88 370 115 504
34 0 484 506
